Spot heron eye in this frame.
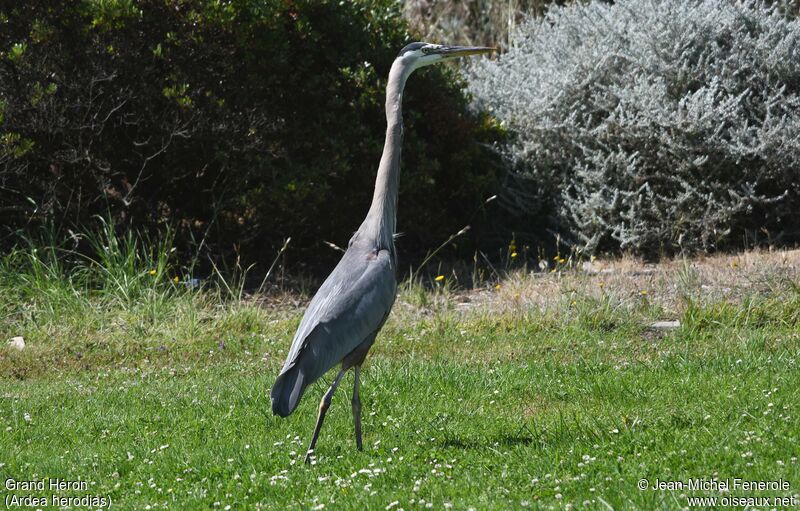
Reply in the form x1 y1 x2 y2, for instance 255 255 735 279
421 47 432 55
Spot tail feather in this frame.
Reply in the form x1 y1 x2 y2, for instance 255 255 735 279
270 367 306 417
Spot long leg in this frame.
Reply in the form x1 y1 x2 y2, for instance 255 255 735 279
351 365 363 451
305 368 346 464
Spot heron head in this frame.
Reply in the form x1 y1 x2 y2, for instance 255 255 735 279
397 42 496 70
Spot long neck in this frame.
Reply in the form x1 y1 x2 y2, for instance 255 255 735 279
358 60 410 248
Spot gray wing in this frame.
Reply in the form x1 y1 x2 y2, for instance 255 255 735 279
278 243 396 381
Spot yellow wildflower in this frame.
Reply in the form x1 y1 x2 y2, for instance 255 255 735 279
434 275 445 282
494 284 502 290
511 252 518 258
148 269 157 276
173 276 180 283
639 289 648 296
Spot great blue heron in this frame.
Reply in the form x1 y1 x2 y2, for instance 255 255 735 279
271 42 495 463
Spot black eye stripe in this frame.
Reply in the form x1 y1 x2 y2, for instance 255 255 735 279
397 42 426 57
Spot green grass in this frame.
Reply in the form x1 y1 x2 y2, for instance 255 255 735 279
1 231 799 509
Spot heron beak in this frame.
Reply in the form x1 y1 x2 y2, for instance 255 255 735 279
436 45 497 59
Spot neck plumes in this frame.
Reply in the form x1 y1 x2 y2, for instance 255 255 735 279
358 60 410 250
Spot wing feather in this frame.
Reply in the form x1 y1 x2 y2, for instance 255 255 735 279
271 243 396 415
281 247 395 374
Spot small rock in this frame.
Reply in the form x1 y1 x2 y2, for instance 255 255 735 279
650 320 680 329
8 336 25 351
184 278 203 289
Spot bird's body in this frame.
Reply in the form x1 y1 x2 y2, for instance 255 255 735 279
270 42 495 462
271 237 396 417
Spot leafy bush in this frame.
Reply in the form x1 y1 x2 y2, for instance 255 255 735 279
0 0 501 269
403 0 566 49
469 0 800 256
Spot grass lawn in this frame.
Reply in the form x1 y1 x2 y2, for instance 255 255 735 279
1 240 799 509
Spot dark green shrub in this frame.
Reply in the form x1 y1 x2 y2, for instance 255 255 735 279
0 0 501 270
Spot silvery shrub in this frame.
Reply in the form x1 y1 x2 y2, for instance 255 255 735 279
469 0 800 256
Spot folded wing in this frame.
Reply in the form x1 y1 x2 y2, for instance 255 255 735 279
271 244 396 416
